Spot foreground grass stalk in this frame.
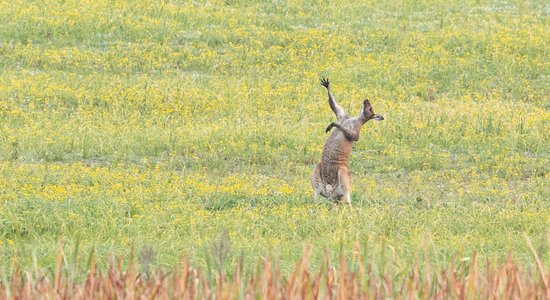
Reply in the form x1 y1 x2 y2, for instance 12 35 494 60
0 250 548 299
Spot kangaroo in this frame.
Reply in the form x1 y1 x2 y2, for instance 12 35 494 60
311 78 384 204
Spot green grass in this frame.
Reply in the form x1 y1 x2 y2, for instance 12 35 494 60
0 0 549 276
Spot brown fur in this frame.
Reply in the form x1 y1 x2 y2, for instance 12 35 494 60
311 78 383 204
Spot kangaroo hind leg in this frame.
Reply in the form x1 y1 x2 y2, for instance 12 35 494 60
338 168 352 205
311 164 324 202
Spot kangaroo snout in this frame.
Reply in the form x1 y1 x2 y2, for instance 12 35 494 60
372 114 384 121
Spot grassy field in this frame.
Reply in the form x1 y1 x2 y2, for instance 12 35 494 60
0 0 549 281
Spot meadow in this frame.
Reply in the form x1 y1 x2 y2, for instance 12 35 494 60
0 0 549 293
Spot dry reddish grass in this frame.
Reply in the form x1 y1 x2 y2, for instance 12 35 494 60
1 244 548 300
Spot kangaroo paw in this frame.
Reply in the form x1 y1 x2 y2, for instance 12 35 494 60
320 77 330 88
325 184 334 194
325 122 335 133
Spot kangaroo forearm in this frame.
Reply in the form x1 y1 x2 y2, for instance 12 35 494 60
331 123 359 141
320 77 347 121
327 90 347 120
327 89 338 112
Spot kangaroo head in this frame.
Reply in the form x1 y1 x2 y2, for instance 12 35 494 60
360 99 384 122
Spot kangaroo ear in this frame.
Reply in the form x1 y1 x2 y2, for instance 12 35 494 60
362 99 373 112
362 99 372 113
